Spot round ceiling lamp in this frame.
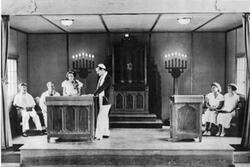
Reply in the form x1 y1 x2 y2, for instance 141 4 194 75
60 19 74 26
177 17 192 25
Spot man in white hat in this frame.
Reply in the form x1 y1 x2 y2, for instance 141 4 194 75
94 64 112 140
13 83 43 137
39 81 60 129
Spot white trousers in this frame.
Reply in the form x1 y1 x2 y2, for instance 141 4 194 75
21 109 42 132
42 110 47 128
95 104 111 139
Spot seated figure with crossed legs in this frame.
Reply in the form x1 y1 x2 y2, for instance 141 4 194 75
13 83 43 137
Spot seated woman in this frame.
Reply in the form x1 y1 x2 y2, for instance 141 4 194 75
216 83 239 136
203 82 224 136
62 71 83 96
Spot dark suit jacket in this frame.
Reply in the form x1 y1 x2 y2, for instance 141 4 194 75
94 73 112 105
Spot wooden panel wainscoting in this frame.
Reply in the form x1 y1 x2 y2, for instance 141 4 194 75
112 87 149 114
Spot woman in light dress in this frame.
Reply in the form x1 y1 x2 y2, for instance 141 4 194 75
216 83 239 136
61 71 83 96
203 82 224 136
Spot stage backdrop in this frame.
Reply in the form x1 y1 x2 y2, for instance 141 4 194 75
24 32 226 122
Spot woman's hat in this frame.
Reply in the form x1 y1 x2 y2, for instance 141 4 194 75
228 83 237 91
18 82 27 89
211 82 222 92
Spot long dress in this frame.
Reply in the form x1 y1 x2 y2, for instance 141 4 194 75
217 93 239 128
203 92 224 124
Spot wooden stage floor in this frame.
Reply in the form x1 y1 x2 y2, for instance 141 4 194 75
16 127 241 166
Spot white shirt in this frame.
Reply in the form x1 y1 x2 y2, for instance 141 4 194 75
39 90 60 112
13 92 35 108
221 93 239 112
62 80 83 96
206 92 224 108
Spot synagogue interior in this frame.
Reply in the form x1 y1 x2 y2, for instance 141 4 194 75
1 0 250 166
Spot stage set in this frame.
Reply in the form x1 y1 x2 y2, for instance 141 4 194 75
11 95 245 166
8 128 239 167
2 1 250 167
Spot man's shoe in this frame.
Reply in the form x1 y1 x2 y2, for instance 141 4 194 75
103 136 109 139
42 129 47 135
94 137 101 140
39 130 44 136
22 132 28 137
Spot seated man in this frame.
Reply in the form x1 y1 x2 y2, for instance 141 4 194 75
13 83 43 137
39 81 60 129
216 83 239 136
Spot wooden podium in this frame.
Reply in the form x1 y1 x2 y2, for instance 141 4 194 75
46 95 95 142
169 95 204 142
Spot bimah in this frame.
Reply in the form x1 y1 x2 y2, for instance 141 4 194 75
169 95 204 142
46 95 95 142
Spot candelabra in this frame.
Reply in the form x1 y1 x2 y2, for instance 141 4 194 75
164 52 187 94
72 52 95 79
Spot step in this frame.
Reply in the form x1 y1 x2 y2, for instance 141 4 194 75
110 119 163 128
1 163 20 167
234 163 250 167
1 152 20 163
1 144 22 164
233 151 250 163
20 149 234 166
110 114 157 122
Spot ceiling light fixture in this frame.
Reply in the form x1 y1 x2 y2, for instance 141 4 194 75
61 19 74 26
177 17 192 25
125 33 129 38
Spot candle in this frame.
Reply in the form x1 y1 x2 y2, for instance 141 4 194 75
165 61 167 68
92 55 95 69
178 59 180 67
89 54 91 69
85 54 88 69
175 58 177 67
72 55 75 69
82 53 85 68
75 54 78 69
185 60 187 68
171 59 174 68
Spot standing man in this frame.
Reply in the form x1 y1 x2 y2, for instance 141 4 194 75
39 81 60 129
13 83 43 137
94 64 112 140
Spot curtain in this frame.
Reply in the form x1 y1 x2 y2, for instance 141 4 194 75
241 14 250 149
1 15 12 148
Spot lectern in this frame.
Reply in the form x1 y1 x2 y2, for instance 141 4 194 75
169 95 204 142
46 95 95 142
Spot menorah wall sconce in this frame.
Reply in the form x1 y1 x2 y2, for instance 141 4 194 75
164 52 188 94
72 53 95 79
